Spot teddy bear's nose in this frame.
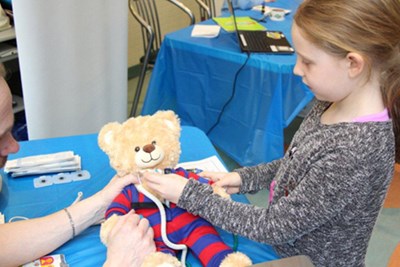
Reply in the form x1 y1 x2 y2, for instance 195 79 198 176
143 144 155 153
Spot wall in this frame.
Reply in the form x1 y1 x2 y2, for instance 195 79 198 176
13 0 128 139
128 0 224 68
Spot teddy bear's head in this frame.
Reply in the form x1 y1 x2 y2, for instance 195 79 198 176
98 110 181 176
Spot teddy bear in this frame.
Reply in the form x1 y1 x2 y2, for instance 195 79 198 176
97 110 252 267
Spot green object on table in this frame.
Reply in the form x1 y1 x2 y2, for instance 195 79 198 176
213 16 266 32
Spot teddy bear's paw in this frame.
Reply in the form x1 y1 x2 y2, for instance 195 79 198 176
99 214 120 246
141 252 182 267
212 184 231 199
219 252 252 267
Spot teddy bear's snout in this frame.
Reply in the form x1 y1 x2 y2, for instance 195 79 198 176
143 144 155 153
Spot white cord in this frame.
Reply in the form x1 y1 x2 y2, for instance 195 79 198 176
6 192 84 224
72 191 83 205
135 184 188 265
8 216 29 222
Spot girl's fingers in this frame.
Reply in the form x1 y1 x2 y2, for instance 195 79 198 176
199 171 223 181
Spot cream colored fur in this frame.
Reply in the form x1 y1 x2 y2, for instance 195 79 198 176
220 252 252 267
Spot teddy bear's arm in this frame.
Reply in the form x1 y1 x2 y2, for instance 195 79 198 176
105 185 136 219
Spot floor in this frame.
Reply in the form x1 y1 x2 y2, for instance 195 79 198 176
129 71 400 267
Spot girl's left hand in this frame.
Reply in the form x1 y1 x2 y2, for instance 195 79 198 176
142 172 188 203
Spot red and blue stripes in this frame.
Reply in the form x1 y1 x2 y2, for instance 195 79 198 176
105 168 233 266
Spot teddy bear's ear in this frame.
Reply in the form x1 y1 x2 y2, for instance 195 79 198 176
155 110 181 133
98 122 121 153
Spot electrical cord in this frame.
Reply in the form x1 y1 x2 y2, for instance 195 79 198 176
206 52 251 135
6 192 84 222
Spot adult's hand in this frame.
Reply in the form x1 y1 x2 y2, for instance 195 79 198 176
104 210 155 267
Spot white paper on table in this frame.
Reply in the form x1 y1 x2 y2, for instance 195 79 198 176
191 25 221 38
177 155 228 173
5 151 76 171
5 151 82 177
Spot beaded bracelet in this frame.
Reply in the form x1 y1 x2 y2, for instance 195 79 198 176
63 208 76 239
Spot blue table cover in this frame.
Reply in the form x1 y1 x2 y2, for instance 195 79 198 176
141 0 313 167
0 0 11 9
0 126 279 266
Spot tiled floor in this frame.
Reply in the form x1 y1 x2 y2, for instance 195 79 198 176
129 72 400 267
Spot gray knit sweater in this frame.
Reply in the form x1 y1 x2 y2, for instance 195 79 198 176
178 101 395 267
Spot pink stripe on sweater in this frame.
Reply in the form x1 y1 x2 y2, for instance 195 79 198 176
353 109 389 122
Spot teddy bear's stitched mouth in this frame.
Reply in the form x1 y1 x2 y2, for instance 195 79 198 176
141 153 161 163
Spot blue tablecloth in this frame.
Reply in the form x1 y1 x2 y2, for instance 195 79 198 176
142 0 313 167
0 126 279 266
0 0 11 9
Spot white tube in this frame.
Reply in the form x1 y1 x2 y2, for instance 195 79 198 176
135 184 188 265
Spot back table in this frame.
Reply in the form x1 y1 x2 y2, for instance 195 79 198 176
141 0 313 166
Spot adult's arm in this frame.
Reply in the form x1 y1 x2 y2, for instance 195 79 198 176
0 174 137 267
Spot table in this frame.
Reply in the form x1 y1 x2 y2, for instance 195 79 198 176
253 255 315 267
141 0 313 166
0 126 279 266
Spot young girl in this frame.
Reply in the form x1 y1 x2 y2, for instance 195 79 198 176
141 0 400 266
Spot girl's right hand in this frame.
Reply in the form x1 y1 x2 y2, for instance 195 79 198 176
200 171 242 194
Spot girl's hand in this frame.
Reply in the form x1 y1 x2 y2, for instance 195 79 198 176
142 172 188 203
200 171 242 194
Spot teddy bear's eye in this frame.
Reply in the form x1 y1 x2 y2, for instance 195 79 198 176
134 146 140 152
152 141 156 145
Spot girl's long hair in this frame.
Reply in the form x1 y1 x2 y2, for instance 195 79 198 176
295 0 400 162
